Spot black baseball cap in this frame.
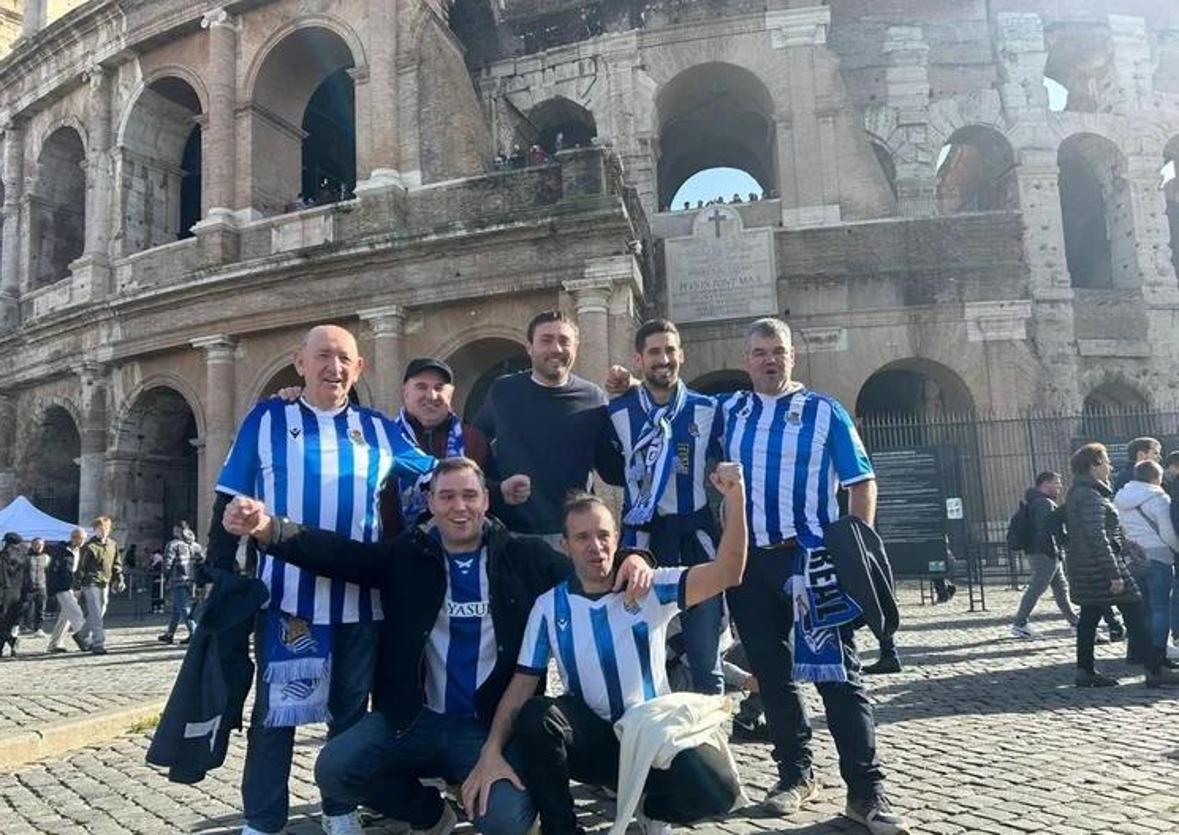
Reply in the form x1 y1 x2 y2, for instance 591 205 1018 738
403 358 454 384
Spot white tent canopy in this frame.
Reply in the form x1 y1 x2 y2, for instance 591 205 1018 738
0 495 80 542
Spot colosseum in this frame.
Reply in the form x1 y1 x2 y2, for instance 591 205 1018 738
0 0 1178 549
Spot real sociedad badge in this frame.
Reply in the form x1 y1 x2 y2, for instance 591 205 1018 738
623 597 642 615
349 429 366 446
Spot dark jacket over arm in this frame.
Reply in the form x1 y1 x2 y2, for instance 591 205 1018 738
206 491 242 573
1026 489 1061 560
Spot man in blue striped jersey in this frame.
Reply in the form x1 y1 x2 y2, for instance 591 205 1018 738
206 324 436 835
604 318 726 695
461 464 748 835
717 318 908 835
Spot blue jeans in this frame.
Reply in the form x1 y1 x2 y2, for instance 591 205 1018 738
165 583 194 637
241 619 378 832
1148 561 1175 650
315 710 535 834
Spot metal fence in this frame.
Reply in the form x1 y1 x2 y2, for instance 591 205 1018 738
859 406 1179 605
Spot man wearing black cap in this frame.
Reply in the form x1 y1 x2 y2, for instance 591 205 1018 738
383 358 531 537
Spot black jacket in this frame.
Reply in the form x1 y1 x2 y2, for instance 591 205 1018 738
264 516 576 731
45 544 78 597
147 569 268 783
824 517 899 644
1025 487 1063 560
1168 477 1179 541
1063 475 1140 607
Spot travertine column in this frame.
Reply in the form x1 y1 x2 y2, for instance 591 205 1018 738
0 121 25 330
70 66 114 300
193 336 236 536
354 2 403 193
563 279 613 388
358 305 406 412
20 0 47 38
201 8 238 215
0 392 15 508
76 362 109 523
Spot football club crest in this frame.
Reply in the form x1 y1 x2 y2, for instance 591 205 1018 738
349 428 366 446
623 597 642 615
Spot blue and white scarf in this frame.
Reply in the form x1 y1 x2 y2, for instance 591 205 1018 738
393 409 464 522
787 547 862 683
260 610 333 727
622 382 688 528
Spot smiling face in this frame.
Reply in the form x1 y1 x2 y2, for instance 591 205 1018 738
635 331 682 393
427 467 489 551
403 370 454 429
528 320 578 385
745 331 795 394
562 502 619 591
294 325 365 410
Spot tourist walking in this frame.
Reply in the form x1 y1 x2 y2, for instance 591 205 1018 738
22 537 49 637
45 529 89 653
74 516 124 656
1011 472 1079 637
158 524 203 644
0 532 32 657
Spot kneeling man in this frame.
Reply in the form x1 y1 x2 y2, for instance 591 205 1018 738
463 463 748 835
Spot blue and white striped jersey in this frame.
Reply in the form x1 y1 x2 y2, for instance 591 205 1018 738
217 398 436 625
424 543 498 717
518 566 688 722
607 386 723 520
718 388 873 549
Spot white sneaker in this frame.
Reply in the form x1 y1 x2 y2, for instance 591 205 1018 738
322 811 364 835
1168 644 1179 661
240 826 282 835
1010 624 1039 639
411 804 457 835
637 811 673 834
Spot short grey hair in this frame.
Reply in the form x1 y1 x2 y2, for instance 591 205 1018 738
746 317 792 350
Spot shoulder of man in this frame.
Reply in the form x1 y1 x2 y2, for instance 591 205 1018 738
607 387 641 415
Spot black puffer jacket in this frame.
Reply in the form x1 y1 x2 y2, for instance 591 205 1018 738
1064 475 1140 607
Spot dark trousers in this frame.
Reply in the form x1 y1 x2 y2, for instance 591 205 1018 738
23 589 46 631
1077 601 1157 674
241 619 378 832
726 544 885 799
315 710 533 833
513 694 739 835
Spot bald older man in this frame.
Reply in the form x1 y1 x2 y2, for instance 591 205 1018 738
205 324 436 835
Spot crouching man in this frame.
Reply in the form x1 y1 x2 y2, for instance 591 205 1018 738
223 457 654 834
462 463 749 835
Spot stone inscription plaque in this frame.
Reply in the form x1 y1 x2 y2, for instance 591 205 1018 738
664 206 778 324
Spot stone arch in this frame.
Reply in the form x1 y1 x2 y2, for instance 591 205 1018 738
15 403 81 523
443 336 529 423
936 126 1018 214
245 21 361 214
1082 380 1152 439
515 96 598 156
108 385 202 549
116 74 204 255
690 370 751 397
1058 133 1132 289
655 62 778 210
855 358 976 420
31 126 87 289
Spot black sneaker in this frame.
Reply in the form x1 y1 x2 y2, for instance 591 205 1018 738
90 646 108 655
731 713 768 742
157 633 174 644
1075 670 1118 687
864 657 902 675
72 634 91 652
844 795 911 835
48 647 68 654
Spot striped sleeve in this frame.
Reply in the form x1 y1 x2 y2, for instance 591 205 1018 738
826 399 874 485
648 566 689 625
216 403 266 497
516 596 552 675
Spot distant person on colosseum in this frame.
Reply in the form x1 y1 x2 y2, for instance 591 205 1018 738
205 324 436 835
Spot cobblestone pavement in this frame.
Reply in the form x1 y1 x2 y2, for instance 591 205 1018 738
2 586 1179 834
0 602 184 734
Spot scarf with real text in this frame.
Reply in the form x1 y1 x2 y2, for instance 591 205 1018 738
786 547 862 683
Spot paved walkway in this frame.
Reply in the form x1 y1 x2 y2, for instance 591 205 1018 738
2 587 1179 834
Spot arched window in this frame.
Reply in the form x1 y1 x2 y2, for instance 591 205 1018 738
31 127 86 288
1082 383 1151 439
656 63 777 211
118 77 203 255
19 406 81 523
670 168 764 211
249 27 357 214
109 388 200 548
935 127 1018 214
517 97 597 157
1058 134 1130 289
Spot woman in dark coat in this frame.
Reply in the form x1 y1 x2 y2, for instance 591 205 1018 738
1064 443 1179 687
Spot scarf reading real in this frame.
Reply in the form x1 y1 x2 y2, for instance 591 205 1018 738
787 547 862 683
259 609 333 727
622 382 688 529
393 409 464 522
